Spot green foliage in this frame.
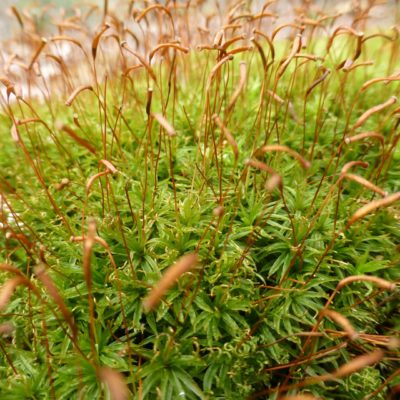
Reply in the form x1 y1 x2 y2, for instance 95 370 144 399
0 2 399 399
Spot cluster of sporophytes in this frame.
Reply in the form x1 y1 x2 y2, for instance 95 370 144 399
0 0 399 399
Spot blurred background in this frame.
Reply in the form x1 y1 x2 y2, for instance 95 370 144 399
0 0 398 40
1 0 77 39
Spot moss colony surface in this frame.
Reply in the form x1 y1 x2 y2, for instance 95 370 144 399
0 1 399 399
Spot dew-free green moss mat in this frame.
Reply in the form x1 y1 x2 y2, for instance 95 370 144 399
0 2 399 399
